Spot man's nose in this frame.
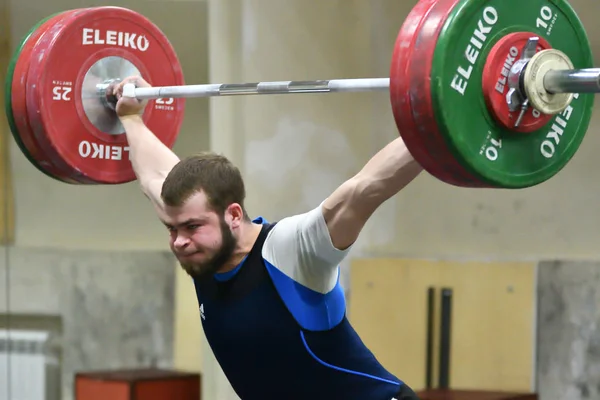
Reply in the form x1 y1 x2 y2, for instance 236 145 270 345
173 234 190 249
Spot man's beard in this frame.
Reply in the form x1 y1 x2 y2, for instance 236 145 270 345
179 217 237 280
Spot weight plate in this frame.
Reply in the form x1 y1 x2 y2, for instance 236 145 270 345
5 14 53 174
431 0 594 188
392 0 487 187
26 6 186 184
481 32 553 133
390 0 443 179
24 9 111 184
6 11 80 183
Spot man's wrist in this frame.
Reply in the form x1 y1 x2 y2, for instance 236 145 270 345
119 114 144 126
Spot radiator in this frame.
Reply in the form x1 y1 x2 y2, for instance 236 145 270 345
0 329 58 400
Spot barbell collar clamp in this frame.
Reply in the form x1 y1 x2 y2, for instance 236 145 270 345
96 79 121 111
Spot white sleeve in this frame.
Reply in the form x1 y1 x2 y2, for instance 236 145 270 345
261 203 352 294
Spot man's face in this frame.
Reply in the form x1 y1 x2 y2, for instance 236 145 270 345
162 191 237 279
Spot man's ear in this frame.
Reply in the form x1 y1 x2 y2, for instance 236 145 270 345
225 203 244 228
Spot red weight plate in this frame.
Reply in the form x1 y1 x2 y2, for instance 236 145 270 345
482 32 553 133
391 0 487 187
11 10 84 184
406 0 483 186
26 6 186 184
406 0 488 187
390 0 459 185
23 8 101 184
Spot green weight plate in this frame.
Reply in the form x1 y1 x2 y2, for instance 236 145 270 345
431 0 594 188
5 12 63 180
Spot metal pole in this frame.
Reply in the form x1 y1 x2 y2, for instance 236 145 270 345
543 68 600 94
122 78 390 99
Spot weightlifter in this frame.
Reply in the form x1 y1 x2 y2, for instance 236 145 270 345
113 75 423 400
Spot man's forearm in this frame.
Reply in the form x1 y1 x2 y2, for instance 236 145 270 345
353 136 422 206
121 115 180 186
321 136 422 250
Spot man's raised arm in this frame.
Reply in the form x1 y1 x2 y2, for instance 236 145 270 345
322 136 422 250
114 76 180 209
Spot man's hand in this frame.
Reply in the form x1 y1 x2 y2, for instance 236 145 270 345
113 76 151 118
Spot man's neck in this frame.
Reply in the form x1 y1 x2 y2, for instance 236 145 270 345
220 221 263 273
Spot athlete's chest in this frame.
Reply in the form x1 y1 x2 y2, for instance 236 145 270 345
196 278 304 370
197 278 294 333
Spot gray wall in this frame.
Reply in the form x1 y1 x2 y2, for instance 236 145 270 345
537 261 600 400
0 247 176 400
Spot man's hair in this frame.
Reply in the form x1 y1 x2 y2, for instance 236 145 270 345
161 152 249 218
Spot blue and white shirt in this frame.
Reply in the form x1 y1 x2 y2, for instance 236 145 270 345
193 205 404 400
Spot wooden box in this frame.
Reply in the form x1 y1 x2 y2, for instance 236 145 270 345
75 368 201 400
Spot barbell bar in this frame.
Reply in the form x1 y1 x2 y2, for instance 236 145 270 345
5 1 598 188
118 78 392 99
117 67 600 101
544 69 600 94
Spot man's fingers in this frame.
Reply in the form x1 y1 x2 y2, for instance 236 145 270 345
111 76 148 99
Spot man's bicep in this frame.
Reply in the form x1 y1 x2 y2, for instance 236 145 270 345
263 205 351 293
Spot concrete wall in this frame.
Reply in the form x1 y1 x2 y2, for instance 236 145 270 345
2 1 600 400
0 247 176 400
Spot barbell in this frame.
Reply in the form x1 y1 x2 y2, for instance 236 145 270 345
5 1 599 187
